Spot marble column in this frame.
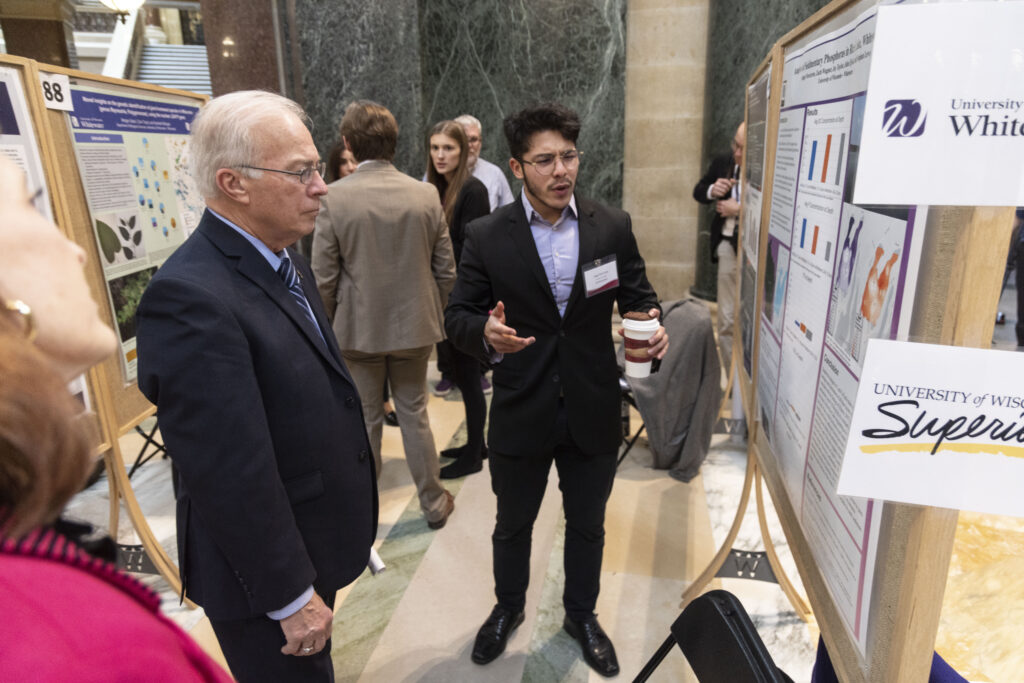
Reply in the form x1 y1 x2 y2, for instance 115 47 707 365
0 0 78 68
199 0 283 96
622 0 709 302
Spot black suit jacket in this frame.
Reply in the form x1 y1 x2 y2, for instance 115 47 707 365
136 210 378 620
449 176 490 265
445 196 660 457
692 153 738 262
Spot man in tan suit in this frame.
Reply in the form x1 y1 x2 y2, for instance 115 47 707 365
312 100 456 529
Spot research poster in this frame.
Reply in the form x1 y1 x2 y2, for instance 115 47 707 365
66 82 203 382
0 65 52 219
741 67 770 377
1 64 93 410
757 2 925 653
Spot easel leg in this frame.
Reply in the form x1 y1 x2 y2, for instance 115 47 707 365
679 444 756 608
107 435 196 609
681 349 752 608
754 464 811 620
681 350 810 621
103 449 120 538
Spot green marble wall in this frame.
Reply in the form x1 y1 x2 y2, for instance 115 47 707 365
418 0 627 205
692 0 831 299
293 0 626 206
295 0 426 178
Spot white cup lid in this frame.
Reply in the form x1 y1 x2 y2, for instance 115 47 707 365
621 316 660 332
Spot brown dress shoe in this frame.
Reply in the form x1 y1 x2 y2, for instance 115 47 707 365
427 489 455 529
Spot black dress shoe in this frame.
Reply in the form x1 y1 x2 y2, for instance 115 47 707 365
384 410 399 427
564 615 619 677
441 444 489 460
440 454 483 479
471 605 524 665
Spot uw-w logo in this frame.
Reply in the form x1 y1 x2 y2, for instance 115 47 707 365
881 99 927 137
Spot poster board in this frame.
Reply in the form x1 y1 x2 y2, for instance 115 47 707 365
737 49 781 419
26 63 206 599
737 1 1016 681
33 65 206 435
0 55 111 454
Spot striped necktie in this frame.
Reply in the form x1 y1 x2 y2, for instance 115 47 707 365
277 254 320 333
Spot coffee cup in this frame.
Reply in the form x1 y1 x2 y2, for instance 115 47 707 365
622 313 660 378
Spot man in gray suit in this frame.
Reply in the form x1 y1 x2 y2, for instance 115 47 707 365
312 100 456 529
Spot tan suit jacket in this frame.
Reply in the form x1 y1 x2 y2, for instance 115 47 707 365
312 160 456 353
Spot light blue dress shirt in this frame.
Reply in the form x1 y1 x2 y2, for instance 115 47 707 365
522 191 579 317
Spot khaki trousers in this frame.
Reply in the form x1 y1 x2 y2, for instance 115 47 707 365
342 345 447 522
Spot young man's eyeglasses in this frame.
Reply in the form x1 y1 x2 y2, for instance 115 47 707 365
520 150 582 176
239 161 326 185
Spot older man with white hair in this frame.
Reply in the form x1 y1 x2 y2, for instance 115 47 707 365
455 114 514 211
137 90 377 683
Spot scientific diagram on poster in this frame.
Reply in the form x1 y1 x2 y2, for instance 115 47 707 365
66 84 203 381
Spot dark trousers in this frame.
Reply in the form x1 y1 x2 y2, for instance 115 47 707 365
437 339 489 379
451 344 486 454
436 339 455 379
209 590 337 683
489 405 617 621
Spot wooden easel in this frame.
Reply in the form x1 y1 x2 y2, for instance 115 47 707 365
25 60 206 606
679 348 811 622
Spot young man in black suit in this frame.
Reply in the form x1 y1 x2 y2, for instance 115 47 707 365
136 91 377 682
445 103 668 677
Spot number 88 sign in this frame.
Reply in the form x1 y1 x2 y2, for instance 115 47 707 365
38 72 73 111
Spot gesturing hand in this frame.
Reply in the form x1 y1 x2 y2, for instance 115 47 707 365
280 592 333 657
484 301 535 354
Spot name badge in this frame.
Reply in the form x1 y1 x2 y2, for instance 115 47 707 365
582 255 619 297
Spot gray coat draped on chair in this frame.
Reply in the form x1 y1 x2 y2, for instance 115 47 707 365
618 298 721 481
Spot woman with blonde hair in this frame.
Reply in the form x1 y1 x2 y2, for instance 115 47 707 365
425 120 491 478
0 157 232 681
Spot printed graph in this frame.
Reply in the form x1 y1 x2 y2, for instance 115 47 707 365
806 133 847 185
799 218 833 263
793 318 814 342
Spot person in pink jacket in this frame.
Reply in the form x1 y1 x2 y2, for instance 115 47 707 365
0 156 233 682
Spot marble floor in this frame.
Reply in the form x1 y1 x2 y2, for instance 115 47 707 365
63 279 1024 682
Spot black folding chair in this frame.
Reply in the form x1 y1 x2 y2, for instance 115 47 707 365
633 590 792 683
617 375 646 468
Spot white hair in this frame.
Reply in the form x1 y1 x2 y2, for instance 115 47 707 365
455 114 482 134
189 90 310 199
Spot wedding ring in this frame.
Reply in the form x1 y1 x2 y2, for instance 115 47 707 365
303 646 313 653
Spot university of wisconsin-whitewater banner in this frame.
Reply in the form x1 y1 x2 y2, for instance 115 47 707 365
853 2 1024 206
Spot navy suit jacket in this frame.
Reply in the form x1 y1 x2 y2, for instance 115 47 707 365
136 210 378 620
444 196 660 457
